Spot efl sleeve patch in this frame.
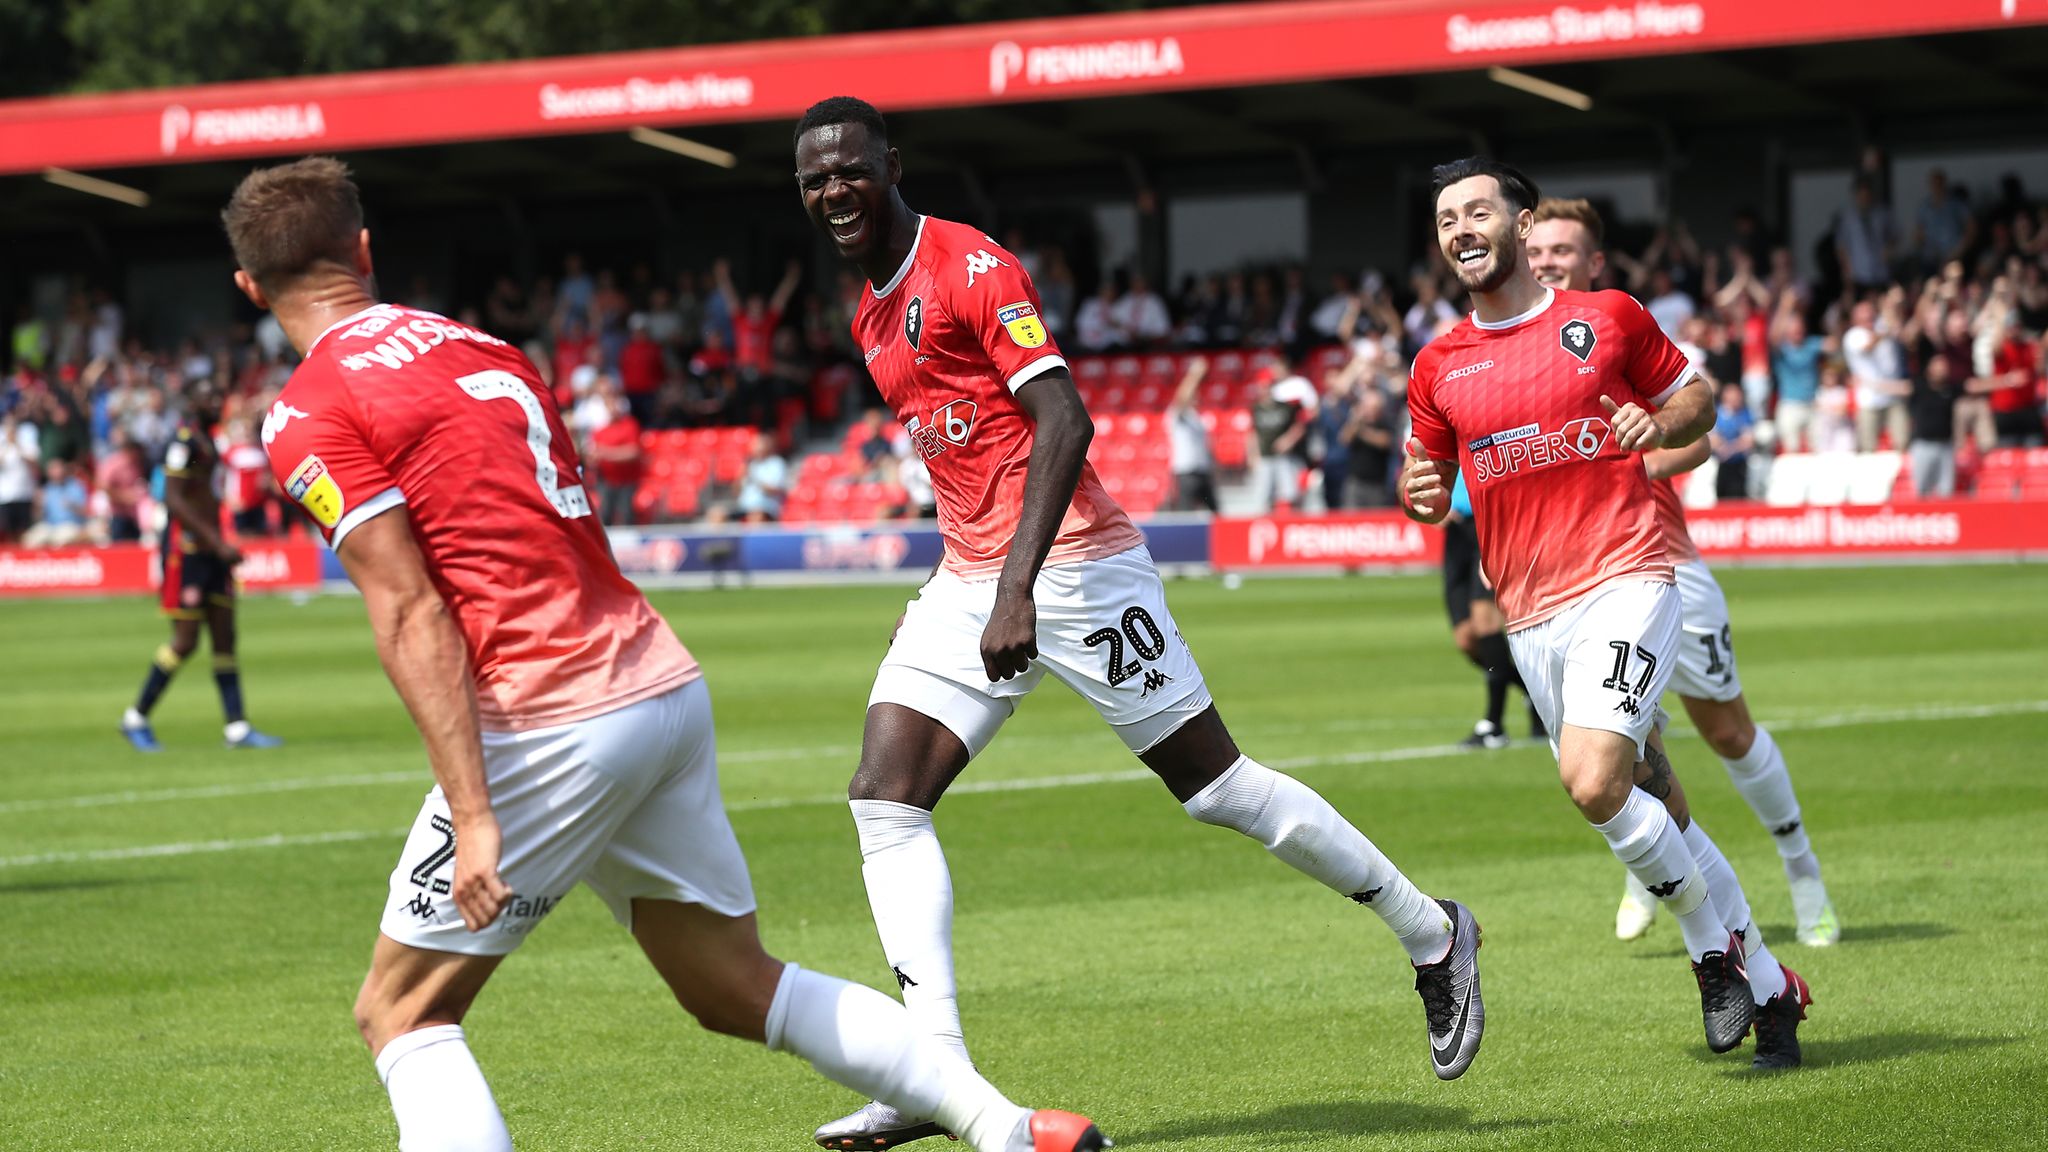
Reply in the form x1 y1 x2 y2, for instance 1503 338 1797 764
285 454 345 529
997 301 1047 349
163 440 191 476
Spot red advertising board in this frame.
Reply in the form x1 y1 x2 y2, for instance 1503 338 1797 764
1213 513 1445 569
1213 500 2048 570
1 0 2042 174
0 542 327 598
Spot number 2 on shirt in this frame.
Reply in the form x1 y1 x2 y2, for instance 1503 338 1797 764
457 370 592 520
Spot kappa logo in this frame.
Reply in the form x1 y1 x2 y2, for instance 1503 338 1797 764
1348 886 1385 905
1139 666 1173 698
864 344 882 366
964 249 1007 287
893 967 918 990
404 893 437 923
1772 820 1802 837
1615 696 1641 717
1645 877 1684 898
1443 359 1494 382
259 400 309 446
1560 318 1597 362
905 296 924 350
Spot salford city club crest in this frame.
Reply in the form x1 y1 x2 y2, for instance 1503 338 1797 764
1559 318 1596 362
905 296 923 350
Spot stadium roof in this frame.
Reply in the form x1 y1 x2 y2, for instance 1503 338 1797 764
1 0 2043 175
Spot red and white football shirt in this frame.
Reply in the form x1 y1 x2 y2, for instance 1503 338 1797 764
1649 477 1702 565
263 304 698 732
1410 288 1694 630
853 217 1142 578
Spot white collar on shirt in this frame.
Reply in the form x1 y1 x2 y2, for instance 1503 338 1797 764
870 216 929 300
1471 286 1555 332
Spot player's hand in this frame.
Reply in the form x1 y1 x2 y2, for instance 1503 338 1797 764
1401 438 1453 521
1600 395 1666 452
217 543 246 568
451 814 513 933
980 591 1038 682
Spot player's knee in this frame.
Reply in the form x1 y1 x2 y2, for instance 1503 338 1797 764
669 963 774 1042
1559 762 1631 822
169 635 200 659
1701 714 1755 760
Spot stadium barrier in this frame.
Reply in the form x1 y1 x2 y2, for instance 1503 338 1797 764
0 541 327 598
1211 500 2048 571
4 502 2045 599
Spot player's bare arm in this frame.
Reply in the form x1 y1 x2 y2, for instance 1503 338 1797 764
1644 435 1712 480
1602 375 1713 453
1401 438 1456 525
984 370 1093 681
336 506 509 932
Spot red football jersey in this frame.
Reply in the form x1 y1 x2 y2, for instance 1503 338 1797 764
854 217 1142 577
263 304 698 732
1649 476 1702 565
1410 288 1694 630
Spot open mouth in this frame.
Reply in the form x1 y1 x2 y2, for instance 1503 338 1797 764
1533 265 1566 286
1456 246 1489 270
826 207 866 244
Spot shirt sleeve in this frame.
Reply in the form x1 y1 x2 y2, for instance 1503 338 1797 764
1406 359 1455 460
945 248 1067 393
161 428 197 478
1610 293 1694 406
263 379 403 549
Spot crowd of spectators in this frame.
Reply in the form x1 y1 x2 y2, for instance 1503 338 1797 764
4 159 2044 545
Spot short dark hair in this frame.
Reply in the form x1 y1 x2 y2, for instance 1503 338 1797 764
794 96 889 151
222 156 363 294
1430 157 1540 215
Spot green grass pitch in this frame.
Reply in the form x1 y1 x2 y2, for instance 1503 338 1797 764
2 563 2044 1150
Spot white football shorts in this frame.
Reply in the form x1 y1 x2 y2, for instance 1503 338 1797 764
869 545 1212 757
379 677 756 956
1665 560 1743 703
1508 577 1681 760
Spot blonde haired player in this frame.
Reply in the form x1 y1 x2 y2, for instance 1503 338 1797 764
1528 197 1840 950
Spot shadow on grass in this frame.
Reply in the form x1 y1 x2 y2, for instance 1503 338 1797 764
0 877 159 896
1690 1030 2013 1071
1120 1099 1555 1144
1634 921 1953 961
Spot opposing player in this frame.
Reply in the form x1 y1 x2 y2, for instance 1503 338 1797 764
1402 158 1810 1068
795 97 1483 1149
1440 471 1540 748
120 372 283 752
1527 197 1840 947
233 156 1105 1152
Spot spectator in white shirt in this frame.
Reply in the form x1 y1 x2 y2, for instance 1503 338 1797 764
1074 281 1124 353
1645 267 1697 340
1112 271 1172 348
1403 273 1457 354
1841 295 1910 451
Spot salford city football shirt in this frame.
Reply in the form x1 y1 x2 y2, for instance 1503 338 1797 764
1409 288 1694 630
263 304 698 731
853 217 1142 578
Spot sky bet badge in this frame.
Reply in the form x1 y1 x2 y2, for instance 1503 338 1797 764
998 300 1046 348
286 454 344 528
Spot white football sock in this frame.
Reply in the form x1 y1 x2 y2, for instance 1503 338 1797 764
1184 756 1452 965
1721 726 1814 863
1681 821 1787 1004
765 963 1028 1152
850 799 968 1062
1594 788 1725 961
373 1025 512 1152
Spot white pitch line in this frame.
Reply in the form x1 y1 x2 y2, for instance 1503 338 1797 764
0 770 427 816
3 698 2041 870
0 828 402 869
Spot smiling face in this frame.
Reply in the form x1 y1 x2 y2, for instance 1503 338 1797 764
795 121 898 265
1527 217 1603 291
1435 175 1527 296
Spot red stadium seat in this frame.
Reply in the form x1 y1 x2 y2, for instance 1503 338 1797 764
1121 413 1159 440
1108 355 1142 386
1073 357 1110 387
1098 386 1131 413
1132 383 1166 411
1208 408 1251 469
1140 354 1179 389
1207 351 1246 387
